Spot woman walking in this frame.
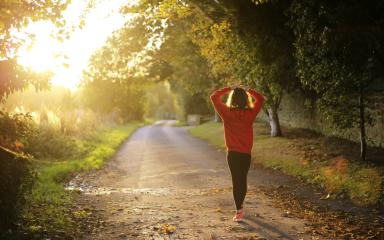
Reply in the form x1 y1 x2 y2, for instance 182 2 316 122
210 86 264 222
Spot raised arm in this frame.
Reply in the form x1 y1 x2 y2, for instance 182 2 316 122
210 87 232 117
248 89 264 115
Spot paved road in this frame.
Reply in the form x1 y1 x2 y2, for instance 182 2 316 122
72 121 311 240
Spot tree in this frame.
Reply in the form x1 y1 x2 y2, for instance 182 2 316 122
127 1 217 119
0 0 69 100
289 0 384 161
150 16 215 118
144 82 179 119
133 0 300 135
187 0 298 136
0 0 69 57
0 59 52 100
81 16 154 120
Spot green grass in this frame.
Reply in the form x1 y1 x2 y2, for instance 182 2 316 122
21 123 142 236
172 120 188 127
188 121 226 148
189 121 383 206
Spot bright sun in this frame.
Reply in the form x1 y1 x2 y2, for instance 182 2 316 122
17 22 61 72
16 0 135 91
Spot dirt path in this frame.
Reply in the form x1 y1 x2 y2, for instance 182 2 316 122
68 121 317 240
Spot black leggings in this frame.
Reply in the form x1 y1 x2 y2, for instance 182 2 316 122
227 151 251 210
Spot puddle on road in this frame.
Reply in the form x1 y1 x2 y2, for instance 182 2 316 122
65 182 171 196
64 182 216 197
65 177 230 197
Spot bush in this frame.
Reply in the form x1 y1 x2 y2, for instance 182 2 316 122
0 107 116 159
25 125 83 160
0 147 34 232
0 110 36 152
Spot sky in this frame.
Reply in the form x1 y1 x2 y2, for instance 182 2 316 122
15 0 136 90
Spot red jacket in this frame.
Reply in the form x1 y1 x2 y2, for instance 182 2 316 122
210 87 264 154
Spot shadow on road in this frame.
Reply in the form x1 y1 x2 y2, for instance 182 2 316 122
240 215 296 240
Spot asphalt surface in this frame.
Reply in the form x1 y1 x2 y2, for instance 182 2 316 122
72 120 312 240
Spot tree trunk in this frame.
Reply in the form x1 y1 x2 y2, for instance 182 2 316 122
268 106 282 137
359 87 367 161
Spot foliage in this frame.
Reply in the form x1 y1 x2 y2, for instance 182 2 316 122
0 109 36 151
1 87 126 160
158 14 214 90
1 88 109 159
0 147 34 232
182 91 211 116
0 0 69 57
82 16 153 121
154 0 298 136
134 0 384 141
189 19 236 82
81 77 146 121
25 126 83 160
320 166 382 206
83 2 215 120
150 15 215 118
3 86 75 112
126 1 217 119
0 0 69 100
133 1 295 125
0 109 85 160
289 0 384 128
144 82 179 119
289 0 384 160
0 59 52 101
3 86 109 134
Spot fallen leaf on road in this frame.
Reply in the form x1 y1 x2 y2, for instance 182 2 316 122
160 224 176 234
215 208 222 212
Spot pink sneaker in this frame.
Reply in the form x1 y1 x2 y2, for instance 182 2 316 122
233 209 244 222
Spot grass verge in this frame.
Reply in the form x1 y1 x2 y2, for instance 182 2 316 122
188 121 383 206
18 123 142 238
173 120 188 127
